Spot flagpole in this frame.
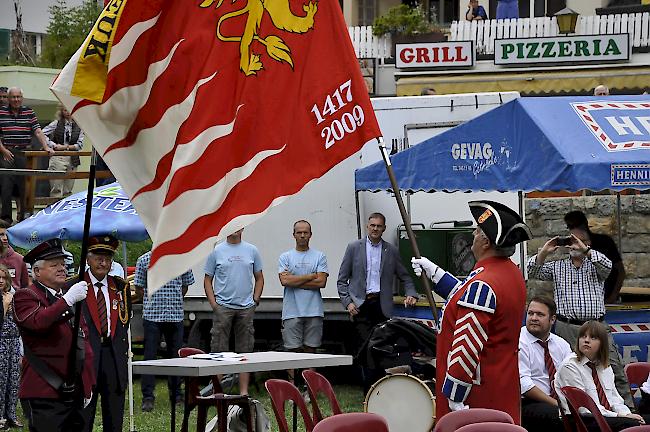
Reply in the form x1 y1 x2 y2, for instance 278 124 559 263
64 148 97 397
376 137 439 324
122 241 136 432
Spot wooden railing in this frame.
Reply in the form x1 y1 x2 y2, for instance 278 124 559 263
23 151 113 214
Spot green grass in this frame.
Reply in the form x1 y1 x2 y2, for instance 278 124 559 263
14 375 365 432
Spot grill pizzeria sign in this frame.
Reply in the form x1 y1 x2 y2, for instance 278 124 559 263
494 34 629 65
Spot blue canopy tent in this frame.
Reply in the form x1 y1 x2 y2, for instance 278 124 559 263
355 96 650 193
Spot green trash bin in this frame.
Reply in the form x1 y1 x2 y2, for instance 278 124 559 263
398 225 476 296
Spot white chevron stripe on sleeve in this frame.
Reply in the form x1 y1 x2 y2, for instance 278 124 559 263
455 312 488 341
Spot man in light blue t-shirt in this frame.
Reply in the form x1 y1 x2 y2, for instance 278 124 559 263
204 228 263 395
278 220 328 353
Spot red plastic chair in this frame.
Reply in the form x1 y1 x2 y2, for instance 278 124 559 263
302 370 343 423
455 422 527 432
312 412 389 432
625 362 650 409
560 386 613 432
178 347 253 432
265 378 315 432
433 408 514 432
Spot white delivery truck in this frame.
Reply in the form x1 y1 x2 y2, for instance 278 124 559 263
134 92 521 352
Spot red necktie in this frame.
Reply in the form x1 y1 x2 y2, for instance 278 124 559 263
537 339 558 398
96 282 108 337
587 362 611 410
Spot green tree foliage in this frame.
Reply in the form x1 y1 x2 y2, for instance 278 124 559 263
372 4 435 36
41 0 102 68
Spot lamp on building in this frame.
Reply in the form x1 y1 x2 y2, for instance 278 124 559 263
554 8 579 34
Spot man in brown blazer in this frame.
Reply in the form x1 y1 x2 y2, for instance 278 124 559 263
13 239 94 432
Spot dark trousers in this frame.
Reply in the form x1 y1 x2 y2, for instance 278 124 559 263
83 345 125 432
521 398 564 432
141 319 183 401
565 414 646 432
21 396 85 432
352 297 387 393
640 391 650 415
352 296 387 354
0 150 26 222
95 156 115 187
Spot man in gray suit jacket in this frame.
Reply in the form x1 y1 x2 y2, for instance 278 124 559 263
337 212 418 350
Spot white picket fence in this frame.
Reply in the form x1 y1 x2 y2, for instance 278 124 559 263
449 13 650 54
348 25 392 59
348 13 650 59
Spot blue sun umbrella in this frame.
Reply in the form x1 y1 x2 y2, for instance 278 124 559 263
7 182 149 248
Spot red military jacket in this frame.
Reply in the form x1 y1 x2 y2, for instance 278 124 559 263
13 281 95 399
435 256 526 423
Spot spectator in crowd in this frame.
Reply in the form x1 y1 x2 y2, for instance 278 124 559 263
466 0 488 20
13 239 92 432
640 372 650 414
519 295 572 432
564 210 626 304
0 87 7 107
496 0 518 19
278 220 328 354
43 105 84 198
0 264 21 429
555 321 648 431
338 213 417 354
204 228 263 395
412 200 531 423
0 220 28 290
0 87 54 224
135 250 194 412
594 85 610 96
420 87 437 95
527 228 633 408
81 236 131 432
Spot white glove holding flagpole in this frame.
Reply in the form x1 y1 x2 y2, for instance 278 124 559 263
63 281 88 306
411 257 444 282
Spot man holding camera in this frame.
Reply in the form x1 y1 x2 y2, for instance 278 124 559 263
527 227 633 408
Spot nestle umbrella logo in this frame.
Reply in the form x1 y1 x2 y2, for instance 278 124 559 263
572 102 650 151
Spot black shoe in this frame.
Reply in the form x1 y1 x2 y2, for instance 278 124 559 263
175 395 184 406
141 399 154 412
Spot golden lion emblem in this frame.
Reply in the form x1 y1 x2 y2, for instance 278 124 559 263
200 0 318 76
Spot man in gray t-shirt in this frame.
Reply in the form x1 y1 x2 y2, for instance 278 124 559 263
204 228 263 395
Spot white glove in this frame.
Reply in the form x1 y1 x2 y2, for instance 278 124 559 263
63 281 88 306
411 257 440 280
448 400 470 411
84 391 93 408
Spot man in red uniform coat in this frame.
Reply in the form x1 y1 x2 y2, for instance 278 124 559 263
412 200 532 423
13 239 94 432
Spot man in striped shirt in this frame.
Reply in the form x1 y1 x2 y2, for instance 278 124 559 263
527 227 633 408
0 87 54 223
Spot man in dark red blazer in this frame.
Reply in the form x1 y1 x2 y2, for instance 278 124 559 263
13 238 94 431
81 235 131 432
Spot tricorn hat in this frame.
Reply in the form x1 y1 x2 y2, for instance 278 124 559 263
469 200 532 248
23 238 67 265
87 235 119 254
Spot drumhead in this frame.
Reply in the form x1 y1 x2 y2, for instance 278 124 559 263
364 374 435 432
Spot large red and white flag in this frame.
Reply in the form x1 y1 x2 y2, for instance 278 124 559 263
51 0 381 292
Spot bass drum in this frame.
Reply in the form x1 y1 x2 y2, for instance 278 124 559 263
364 374 435 432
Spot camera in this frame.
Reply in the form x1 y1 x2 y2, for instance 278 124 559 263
556 236 573 246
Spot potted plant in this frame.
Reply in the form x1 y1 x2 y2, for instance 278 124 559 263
372 4 446 55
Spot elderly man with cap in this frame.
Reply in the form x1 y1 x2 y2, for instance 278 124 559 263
412 200 531 424
12 239 94 432
79 235 131 432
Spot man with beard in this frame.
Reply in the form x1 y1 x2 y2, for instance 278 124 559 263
411 200 531 423
519 296 572 431
527 227 633 408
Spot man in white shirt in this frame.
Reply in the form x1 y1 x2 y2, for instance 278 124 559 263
519 296 572 432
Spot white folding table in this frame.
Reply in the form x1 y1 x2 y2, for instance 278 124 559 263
132 351 353 432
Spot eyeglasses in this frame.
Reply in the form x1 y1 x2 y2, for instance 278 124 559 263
89 255 112 263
